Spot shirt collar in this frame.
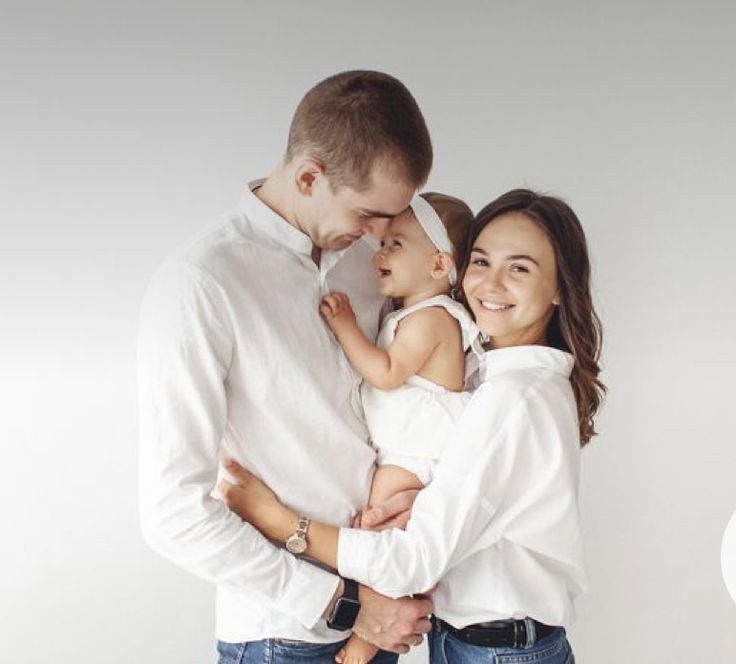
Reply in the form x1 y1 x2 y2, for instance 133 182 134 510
478 345 574 381
236 179 314 257
236 179 378 270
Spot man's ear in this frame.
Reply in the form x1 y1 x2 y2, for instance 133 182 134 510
294 158 325 196
430 251 454 280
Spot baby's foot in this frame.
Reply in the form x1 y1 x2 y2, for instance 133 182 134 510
335 634 379 664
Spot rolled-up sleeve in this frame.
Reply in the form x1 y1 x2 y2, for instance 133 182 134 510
138 260 338 629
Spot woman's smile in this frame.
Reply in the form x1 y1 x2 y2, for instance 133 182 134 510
478 299 514 312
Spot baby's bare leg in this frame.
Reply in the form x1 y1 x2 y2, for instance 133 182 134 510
369 464 423 507
336 634 379 664
337 464 424 663
363 464 423 530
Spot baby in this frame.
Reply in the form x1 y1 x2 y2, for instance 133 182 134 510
319 192 476 664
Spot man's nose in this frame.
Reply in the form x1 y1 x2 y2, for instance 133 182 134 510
364 218 390 241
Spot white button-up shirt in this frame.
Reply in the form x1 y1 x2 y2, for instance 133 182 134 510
138 181 385 643
338 345 587 628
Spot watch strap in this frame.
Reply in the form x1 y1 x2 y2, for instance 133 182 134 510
326 577 361 631
285 515 311 554
295 515 310 537
341 577 358 601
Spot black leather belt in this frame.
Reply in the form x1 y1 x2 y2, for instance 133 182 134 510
436 616 557 648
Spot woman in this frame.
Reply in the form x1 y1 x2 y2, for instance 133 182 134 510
221 189 605 663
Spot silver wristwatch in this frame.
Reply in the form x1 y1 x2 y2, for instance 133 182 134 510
285 515 311 555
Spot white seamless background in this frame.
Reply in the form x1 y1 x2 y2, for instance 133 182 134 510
2 2 735 663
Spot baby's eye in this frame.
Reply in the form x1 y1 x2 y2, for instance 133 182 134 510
392 240 402 248
379 240 385 248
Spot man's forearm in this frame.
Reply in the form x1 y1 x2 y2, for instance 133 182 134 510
141 472 339 630
320 577 432 653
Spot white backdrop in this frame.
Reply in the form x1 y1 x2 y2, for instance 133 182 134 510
2 1 735 662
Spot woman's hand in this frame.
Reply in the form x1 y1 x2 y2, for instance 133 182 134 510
219 459 294 541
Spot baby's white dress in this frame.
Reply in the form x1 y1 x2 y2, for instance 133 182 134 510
362 294 478 485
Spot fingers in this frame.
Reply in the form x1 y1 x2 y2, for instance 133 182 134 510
319 300 337 318
319 295 334 318
224 458 252 483
364 511 411 531
389 613 430 652
414 616 433 635
218 480 245 511
361 488 417 528
359 505 386 529
412 598 434 620
218 479 234 501
320 293 343 316
320 293 351 318
353 585 431 654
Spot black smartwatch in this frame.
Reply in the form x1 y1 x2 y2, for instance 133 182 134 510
326 577 361 630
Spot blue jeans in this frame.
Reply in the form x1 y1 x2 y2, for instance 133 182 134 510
217 638 399 664
429 619 574 663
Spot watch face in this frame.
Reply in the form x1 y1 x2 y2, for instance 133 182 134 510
328 597 361 631
340 598 361 627
286 534 307 555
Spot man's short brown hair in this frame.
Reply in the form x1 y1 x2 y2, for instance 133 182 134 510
286 70 432 190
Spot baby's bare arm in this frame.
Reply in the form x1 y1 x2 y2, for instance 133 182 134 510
320 293 444 391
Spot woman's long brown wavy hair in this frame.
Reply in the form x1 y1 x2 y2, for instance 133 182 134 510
458 189 606 446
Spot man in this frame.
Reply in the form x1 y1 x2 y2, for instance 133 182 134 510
138 70 434 662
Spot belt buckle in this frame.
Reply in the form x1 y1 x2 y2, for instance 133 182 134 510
513 620 525 648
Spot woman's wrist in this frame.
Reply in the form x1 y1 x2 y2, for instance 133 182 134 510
270 506 298 543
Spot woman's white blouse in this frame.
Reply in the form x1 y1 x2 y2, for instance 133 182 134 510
338 345 586 628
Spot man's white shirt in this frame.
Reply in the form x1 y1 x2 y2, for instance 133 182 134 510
138 181 385 643
338 345 587 629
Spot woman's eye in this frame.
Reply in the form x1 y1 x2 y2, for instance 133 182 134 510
510 264 529 273
471 258 489 267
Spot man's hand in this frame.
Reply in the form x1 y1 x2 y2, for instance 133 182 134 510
319 292 357 335
360 488 420 531
353 584 432 654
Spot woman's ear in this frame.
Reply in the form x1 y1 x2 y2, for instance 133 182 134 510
430 251 454 280
552 291 560 306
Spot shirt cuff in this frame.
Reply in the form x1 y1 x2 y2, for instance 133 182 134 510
336 527 375 587
278 559 341 630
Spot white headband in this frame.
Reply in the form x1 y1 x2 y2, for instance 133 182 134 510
410 194 457 285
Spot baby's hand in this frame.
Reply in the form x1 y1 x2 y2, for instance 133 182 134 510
319 292 357 332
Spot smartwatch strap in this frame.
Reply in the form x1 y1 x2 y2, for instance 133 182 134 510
342 577 358 601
